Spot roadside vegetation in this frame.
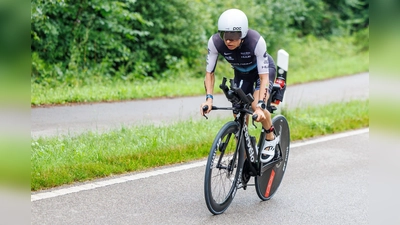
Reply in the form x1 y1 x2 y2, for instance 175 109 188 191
31 35 368 105
31 99 369 191
31 0 369 106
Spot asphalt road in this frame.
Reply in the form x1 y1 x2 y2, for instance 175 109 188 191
31 73 369 224
31 73 368 138
31 129 368 224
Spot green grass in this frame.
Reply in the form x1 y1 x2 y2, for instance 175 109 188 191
31 35 369 106
287 35 369 83
31 99 369 191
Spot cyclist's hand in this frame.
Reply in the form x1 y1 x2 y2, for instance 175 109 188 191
253 108 266 122
200 101 212 116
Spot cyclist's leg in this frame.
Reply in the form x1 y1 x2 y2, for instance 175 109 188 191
252 89 273 139
252 88 274 140
252 54 276 141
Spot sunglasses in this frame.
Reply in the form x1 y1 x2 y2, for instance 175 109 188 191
219 31 242 41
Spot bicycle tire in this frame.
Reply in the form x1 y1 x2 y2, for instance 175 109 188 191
204 121 243 215
255 115 290 201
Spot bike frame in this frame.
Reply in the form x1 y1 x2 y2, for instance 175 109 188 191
233 108 283 177
209 77 284 178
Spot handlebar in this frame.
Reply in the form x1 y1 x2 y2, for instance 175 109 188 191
202 76 282 130
203 104 258 120
202 105 217 112
220 77 254 105
202 77 266 123
203 101 259 129
202 105 216 119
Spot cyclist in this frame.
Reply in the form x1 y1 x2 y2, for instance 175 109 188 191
200 8 278 163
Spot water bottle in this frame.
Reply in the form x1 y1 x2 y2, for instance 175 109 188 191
274 49 289 105
273 76 286 105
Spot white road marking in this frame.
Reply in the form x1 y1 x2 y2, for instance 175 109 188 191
31 128 369 202
290 128 369 148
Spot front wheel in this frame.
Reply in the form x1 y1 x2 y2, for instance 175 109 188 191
255 115 290 201
204 121 243 215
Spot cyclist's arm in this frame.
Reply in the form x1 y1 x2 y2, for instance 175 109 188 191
258 73 269 102
205 37 219 103
204 72 215 99
201 72 215 115
201 37 219 114
255 36 270 102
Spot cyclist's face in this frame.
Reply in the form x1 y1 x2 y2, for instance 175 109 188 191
224 39 241 50
220 31 242 50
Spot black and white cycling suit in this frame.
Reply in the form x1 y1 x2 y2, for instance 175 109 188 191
206 29 276 97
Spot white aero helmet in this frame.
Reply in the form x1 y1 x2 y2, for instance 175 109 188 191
218 9 248 39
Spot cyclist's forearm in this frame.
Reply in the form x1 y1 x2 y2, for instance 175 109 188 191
204 72 215 95
258 73 269 102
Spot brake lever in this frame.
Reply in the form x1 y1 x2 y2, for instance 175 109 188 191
203 105 209 119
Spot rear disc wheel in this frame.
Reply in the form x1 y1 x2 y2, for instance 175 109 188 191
255 115 290 201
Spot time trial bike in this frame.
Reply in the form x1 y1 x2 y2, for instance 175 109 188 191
202 77 290 215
